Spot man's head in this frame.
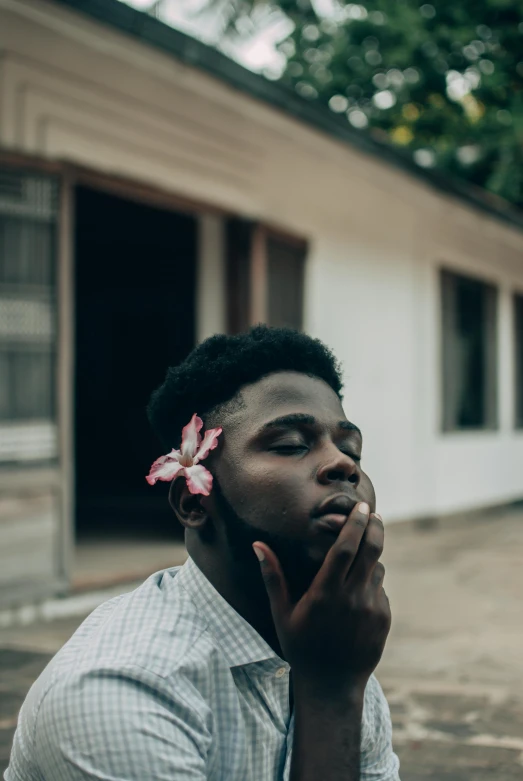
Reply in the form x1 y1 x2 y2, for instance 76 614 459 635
147 326 375 601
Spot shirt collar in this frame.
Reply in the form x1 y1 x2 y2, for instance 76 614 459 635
175 555 285 670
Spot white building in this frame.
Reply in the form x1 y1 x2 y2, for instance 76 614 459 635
1 0 523 606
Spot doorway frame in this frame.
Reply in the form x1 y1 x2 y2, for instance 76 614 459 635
0 150 224 593
0 148 307 595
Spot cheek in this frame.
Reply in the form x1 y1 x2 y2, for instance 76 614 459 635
360 471 376 510
220 456 308 519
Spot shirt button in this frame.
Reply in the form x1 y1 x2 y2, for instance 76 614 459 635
275 667 287 678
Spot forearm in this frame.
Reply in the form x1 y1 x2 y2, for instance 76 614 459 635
290 677 365 781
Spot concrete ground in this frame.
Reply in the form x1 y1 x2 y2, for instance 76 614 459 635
1 508 523 779
72 535 187 590
376 506 523 780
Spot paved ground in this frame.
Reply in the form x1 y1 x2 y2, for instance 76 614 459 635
72 535 187 590
1 508 523 779
377 506 523 780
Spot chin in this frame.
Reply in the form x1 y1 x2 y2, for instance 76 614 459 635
290 547 327 597
308 531 339 561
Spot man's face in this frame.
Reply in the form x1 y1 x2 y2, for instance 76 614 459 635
207 371 376 601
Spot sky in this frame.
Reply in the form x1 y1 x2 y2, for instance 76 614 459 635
117 0 292 76
115 0 477 168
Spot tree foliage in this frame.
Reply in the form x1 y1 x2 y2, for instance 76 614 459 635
210 0 523 208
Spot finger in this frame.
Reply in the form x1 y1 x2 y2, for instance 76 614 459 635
313 502 370 592
348 514 384 586
371 561 385 588
378 588 392 632
252 542 292 626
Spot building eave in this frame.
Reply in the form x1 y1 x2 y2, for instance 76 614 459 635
51 0 523 234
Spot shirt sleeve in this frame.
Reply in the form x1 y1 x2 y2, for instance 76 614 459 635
360 675 401 781
34 665 213 781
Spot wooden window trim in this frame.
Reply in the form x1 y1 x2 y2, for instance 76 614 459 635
250 224 268 324
0 150 63 176
1 150 308 334
514 292 523 429
263 223 308 251
248 223 308 329
0 150 225 218
440 266 499 433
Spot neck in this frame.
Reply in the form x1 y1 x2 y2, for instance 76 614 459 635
189 544 285 660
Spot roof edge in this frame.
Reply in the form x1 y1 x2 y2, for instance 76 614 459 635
49 0 523 234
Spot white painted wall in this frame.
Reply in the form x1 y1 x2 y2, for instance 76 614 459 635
1 0 523 523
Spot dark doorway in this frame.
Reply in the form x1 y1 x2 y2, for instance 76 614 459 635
74 186 197 541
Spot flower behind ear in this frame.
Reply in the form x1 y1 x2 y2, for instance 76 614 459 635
146 414 222 496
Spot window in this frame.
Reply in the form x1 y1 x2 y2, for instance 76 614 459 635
0 170 59 462
266 235 305 330
226 220 306 333
515 293 523 428
441 269 498 431
226 218 252 335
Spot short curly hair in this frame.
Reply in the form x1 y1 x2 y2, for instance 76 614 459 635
147 325 344 449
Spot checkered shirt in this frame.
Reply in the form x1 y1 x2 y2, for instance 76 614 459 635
6 556 400 780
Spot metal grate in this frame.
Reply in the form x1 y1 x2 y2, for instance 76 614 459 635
0 168 59 460
0 421 57 461
0 218 55 286
0 297 54 342
0 172 58 221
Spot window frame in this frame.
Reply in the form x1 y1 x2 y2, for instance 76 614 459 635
514 290 523 430
0 168 61 462
439 266 499 434
226 220 308 333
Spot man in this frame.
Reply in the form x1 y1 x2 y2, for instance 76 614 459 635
6 325 399 780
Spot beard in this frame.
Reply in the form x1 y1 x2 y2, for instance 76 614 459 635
211 477 322 603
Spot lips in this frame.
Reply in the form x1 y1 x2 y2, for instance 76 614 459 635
313 494 358 534
314 493 358 519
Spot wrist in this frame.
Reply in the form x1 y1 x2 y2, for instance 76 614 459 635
292 671 367 708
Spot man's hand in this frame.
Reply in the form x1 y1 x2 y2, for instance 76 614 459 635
252 501 390 692
253 502 392 781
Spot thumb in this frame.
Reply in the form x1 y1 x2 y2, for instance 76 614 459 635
252 542 291 627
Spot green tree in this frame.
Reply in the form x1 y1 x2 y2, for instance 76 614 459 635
206 0 523 208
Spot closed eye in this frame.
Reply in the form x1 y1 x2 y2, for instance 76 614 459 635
341 450 361 463
269 443 308 454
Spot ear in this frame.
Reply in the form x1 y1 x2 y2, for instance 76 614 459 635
169 477 209 530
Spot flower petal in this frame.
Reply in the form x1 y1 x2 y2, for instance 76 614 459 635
194 427 222 463
181 414 203 458
146 453 183 485
184 464 213 496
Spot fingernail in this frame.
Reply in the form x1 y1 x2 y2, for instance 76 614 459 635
358 502 370 515
374 513 383 521
252 544 265 562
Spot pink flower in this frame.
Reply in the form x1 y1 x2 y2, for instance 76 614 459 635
146 414 222 496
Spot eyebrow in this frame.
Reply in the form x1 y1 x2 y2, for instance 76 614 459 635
261 413 362 438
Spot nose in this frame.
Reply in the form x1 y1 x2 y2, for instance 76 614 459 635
317 447 360 487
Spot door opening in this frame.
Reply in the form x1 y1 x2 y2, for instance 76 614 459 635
74 186 196 585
